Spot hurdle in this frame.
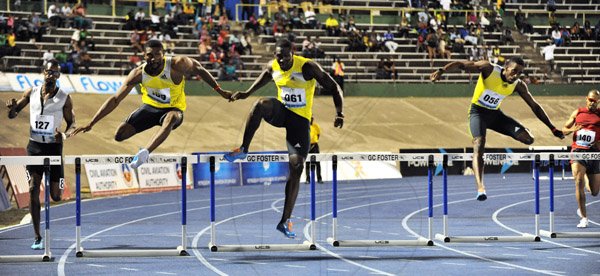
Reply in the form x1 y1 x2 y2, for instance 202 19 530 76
0 156 61 262
326 153 435 247
205 154 317 252
529 146 571 180
435 153 543 243
540 153 600 238
65 154 195 257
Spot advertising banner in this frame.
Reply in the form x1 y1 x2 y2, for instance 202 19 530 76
465 147 531 174
5 73 75 93
399 148 465 177
85 164 139 197
193 152 241 187
241 151 289 186
137 163 192 193
69 74 138 94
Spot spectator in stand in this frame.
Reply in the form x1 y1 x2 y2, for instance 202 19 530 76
125 50 142 73
78 50 92 74
438 32 452 59
514 8 525 32
522 17 534 34
302 35 313 56
6 30 19 56
28 12 45 44
72 3 92 29
440 0 451 11
474 24 485 45
42 49 53 66
209 47 223 69
48 4 62 27
240 31 252 55
55 49 73 74
229 30 242 54
182 3 195 23
416 25 428 52
549 11 559 29
467 12 477 26
469 45 481 61
541 39 556 74
220 59 238 81
494 10 504 32
397 16 410 38
331 57 345 90
375 58 388 79
150 11 161 32
241 0 253 21
160 32 175 54
79 28 95 51
383 57 397 80
245 13 260 35
124 9 135 30
426 27 439 62
491 45 503 64
134 8 146 30
594 20 600 41
551 26 562 46
383 29 399 53
547 0 556 12
61 3 72 28
480 12 491 32
325 14 340 36
198 38 211 60
582 20 593 40
571 21 581 40
313 36 324 58
289 8 304 29
501 27 514 45
561 27 571 46
70 28 80 51
130 30 144 53
304 6 317 29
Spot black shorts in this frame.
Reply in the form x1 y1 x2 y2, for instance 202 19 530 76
572 148 600 174
126 104 184 133
26 140 64 184
468 104 526 139
263 98 310 158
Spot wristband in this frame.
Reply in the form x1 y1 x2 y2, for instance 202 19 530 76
213 85 221 91
551 127 557 132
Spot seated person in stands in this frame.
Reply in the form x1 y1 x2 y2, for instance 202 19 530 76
55 49 73 74
595 20 600 41
220 59 238 81
325 14 340 37
561 27 572 46
551 26 563 46
78 50 92 74
79 28 95 51
129 30 144 53
289 7 305 30
383 29 399 53
514 8 526 32
398 16 411 38
438 33 452 59
245 13 260 35
304 6 318 29
582 20 593 40
571 21 581 40
198 38 211 61
501 28 514 45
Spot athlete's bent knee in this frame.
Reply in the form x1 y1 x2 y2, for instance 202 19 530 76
517 129 534 145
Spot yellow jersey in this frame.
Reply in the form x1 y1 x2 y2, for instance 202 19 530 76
141 57 187 111
471 64 519 110
310 122 321 144
272 55 316 120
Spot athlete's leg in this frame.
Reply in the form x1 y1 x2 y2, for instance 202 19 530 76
144 110 183 152
572 162 587 218
240 98 277 152
514 128 535 145
279 154 305 225
29 172 43 240
114 122 137 142
473 136 486 194
590 173 600 197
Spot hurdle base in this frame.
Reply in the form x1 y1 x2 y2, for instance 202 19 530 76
540 229 600 239
76 248 186 257
326 237 432 247
435 233 540 243
208 240 315 252
0 254 53 263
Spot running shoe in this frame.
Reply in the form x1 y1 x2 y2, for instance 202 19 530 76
276 220 296 239
31 238 43 250
476 190 487 201
577 208 583 218
577 217 589 228
130 148 149 169
224 147 247 162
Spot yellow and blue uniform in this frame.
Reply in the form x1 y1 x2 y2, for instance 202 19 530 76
468 64 525 138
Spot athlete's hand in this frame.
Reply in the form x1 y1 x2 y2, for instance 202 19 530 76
229 91 250 102
217 89 233 100
54 128 67 143
71 124 93 136
334 113 344 128
6 98 17 118
430 69 443 82
551 127 565 139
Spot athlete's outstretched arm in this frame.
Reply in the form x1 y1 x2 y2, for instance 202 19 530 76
72 67 142 135
516 82 564 139
6 87 32 119
562 109 580 135
230 62 274 101
174 56 232 100
430 60 492 82
303 61 344 128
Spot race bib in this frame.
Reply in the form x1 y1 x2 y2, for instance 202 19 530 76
147 87 171 104
32 114 54 135
477 89 506 109
576 129 596 148
280 87 306 108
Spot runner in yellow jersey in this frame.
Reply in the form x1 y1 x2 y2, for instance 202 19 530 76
73 40 232 168
430 57 564 201
224 39 344 238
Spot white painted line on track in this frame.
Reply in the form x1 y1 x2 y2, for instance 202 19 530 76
567 253 587 256
503 247 521 250
359 255 380 259
355 228 366 231
502 253 526 257
156 272 177 275
443 262 466 266
387 233 400 235
489 266 515 270
86 264 105 268
547 257 571 260
284 265 306 268
327 268 350 272
371 230 383 233
208 258 227 261
120 268 139 271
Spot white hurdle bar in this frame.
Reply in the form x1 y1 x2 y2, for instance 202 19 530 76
64 154 196 257
202 154 317 252
0 156 61 262
540 154 600 239
529 146 571 180
325 153 436 247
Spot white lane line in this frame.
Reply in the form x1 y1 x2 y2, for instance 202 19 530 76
359 255 380 259
547 257 571 260
237 261 266 265
120 268 139 271
225 234 241 237
489 266 515 270
355 228 366 231
502 253 527 257
387 233 400 236
208 258 227 261
86 264 105 268
284 265 306 268
327 268 350 272
156 272 177 275
567 253 587 256
503 247 521 250
370 230 383 233
443 262 466 266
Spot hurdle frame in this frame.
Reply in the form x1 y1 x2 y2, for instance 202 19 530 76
435 153 542 243
67 155 193 258
0 156 61 262
206 154 317 252
540 154 600 238
530 146 572 180
326 153 435 247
